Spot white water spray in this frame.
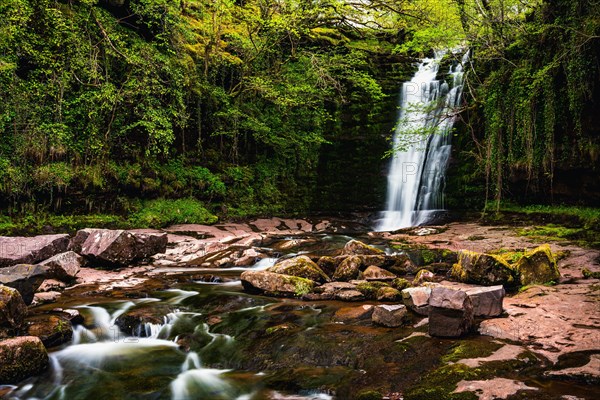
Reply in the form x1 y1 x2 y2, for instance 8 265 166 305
378 50 469 231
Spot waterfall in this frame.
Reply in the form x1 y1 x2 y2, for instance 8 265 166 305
378 50 469 231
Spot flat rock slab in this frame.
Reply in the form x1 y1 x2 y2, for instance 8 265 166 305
0 234 69 267
333 305 374 322
457 344 524 368
479 283 600 363
546 354 600 381
454 378 538 400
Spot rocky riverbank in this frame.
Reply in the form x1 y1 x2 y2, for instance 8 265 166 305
0 218 598 399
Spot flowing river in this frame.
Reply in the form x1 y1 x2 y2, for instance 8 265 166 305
2 231 598 400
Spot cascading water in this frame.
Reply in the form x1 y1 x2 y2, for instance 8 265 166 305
378 50 469 231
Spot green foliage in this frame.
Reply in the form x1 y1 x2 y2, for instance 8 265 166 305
0 0 397 217
0 213 126 236
465 0 600 208
128 198 218 228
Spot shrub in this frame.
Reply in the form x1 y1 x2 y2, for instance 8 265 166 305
128 198 218 228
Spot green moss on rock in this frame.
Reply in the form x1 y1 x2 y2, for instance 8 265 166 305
356 281 389 299
391 277 412 291
451 250 517 287
513 244 560 286
268 256 330 283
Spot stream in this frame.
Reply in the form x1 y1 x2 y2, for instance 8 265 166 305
2 232 598 400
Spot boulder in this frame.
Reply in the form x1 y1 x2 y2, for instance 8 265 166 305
465 285 505 317
241 271 315 297
0 285 27 337
401 287 432 315
114 304 173 336
128 230 168 259
37 279 67 292
514 244 560 286
52 308 84 325
335 290 365 302
268 256 330 283
356 281 389 299
372 304 407 327
25 314 73 347
333 305 374 323
316 256 340 277
355 255 387 268
342 239 384 256
234 248 261 267
311 281 357 300
0 264 48 305
451 250 516 286
362 265 396 281
428 287 474 337
413 269 435 285
333 256 362 281
391 278 412 291
376 286 402 301
37 251 82 282
70 229 167 267
387 254 418 275
0 234 69 267
0 336 48 383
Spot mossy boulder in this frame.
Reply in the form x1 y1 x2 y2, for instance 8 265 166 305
388 254 418 275
25 313 73 348
451 250 516 287
0 285 27 338
268 256 330 283
413 269 435 286
317 256 340 277
391 278 412 291
376 286 402 301
342 240 384 256
361 265 396 281
333 256 362 281
0 336 49 383
241 271 315 297
356 281 389 299
513 244 560 286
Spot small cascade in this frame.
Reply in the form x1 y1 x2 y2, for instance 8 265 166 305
378 50 469 231
170 351 233 400
37 298 241 400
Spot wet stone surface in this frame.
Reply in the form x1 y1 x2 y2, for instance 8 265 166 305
1 218 599 400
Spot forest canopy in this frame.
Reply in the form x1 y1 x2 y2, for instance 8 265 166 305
0 0 598 228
